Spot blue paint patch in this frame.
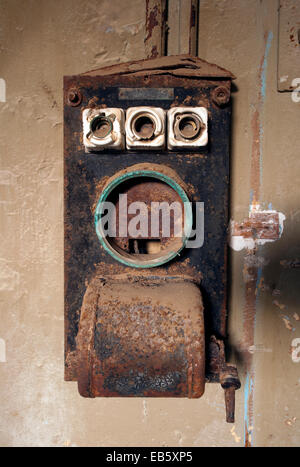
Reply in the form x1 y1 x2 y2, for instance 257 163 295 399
261 31 273 101
282 314 296 332
255 266 263 300
243 266 263 445
249 189 254 208
244 372 254 445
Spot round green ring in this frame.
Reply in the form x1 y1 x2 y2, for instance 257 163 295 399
94 170 193 268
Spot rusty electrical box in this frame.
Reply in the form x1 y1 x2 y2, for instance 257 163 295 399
64 55 240 422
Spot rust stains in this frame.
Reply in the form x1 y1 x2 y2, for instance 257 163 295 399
145 0 167 59
250 31 273 204
145 1 159 42
250 109 261 204
189 0 199 56
232 211 280 241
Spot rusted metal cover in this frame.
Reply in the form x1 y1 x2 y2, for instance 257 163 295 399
76 275 205 398
79 54 235 79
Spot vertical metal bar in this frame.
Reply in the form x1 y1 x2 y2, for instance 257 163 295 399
145 0 168 58
189 0 199 56
167 0 199 56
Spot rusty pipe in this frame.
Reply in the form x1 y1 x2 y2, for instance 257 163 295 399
145 0 168 58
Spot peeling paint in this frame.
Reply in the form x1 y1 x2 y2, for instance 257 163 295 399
285 417 297 427
0 338 6 363
142 399 148 421
273 300 298 332
0 78 6 102
291 338 300 363
280 75 289 83
145 0 166 58
282 316 295 332
230 425 241 443
273 300 286 311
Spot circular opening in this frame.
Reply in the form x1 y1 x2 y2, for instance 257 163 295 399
95 171 192 268
175 114 201 141
90 115 113 139
132 114 156 140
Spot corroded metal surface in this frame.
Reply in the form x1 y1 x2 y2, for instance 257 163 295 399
66 87 82 107
211 86 231 107
189 0 199 56
167 0 199 56
76 275 205 398
145 0 167 58
80 54 236 79
220 364 241 423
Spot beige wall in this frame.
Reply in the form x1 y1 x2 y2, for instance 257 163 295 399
0 0 299 447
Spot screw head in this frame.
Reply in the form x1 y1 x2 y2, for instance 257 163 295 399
212 86 230 106
67 88 82 107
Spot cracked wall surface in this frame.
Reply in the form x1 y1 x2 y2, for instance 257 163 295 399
0 0 299 447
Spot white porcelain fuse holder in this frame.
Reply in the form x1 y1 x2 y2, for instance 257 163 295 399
82 108 125 151
125 107 166 150
167 106 208 149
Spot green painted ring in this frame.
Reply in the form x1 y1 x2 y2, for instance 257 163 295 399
94 169 193 268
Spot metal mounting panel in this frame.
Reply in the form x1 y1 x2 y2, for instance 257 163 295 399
64 62 232 385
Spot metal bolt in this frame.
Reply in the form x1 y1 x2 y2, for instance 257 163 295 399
220 364 241 423
67 88 82 107
69 91 77 102
212 86 230 106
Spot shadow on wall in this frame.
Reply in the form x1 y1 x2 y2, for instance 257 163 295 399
226 83 300 369
226 203 300 371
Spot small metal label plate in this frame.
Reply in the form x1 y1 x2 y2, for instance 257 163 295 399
119 87 174 100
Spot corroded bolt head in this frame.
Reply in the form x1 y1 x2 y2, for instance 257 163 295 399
220 364 241 390
212 86 230 106
67 88 82 106
69 91 77 102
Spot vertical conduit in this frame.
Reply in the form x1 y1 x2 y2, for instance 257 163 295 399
145 0 199 58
